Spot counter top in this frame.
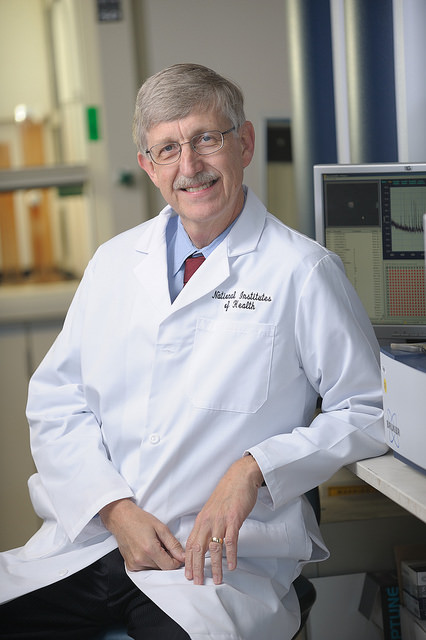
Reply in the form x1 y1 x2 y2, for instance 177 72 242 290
347 451 426 525
0 281 78 323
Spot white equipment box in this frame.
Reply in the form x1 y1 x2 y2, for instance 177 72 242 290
380 345 426 473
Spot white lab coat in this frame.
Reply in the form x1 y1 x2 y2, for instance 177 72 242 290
0 189 387 639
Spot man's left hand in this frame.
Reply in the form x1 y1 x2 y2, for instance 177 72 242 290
184 455 264 585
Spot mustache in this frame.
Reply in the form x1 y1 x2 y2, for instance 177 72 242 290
173 171 219 190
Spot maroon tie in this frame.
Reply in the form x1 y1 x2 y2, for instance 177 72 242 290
183 255 205 285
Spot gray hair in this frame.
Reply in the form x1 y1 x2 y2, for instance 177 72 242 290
132 63 246 154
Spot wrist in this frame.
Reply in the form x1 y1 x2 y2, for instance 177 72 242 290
245 453 265 488
99 497 134 531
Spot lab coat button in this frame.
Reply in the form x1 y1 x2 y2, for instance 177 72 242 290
58 568 68 577
161 345 174 353
149 433 160 445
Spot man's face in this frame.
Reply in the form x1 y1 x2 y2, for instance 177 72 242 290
138 108 255 244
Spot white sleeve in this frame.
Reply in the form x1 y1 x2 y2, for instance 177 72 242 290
27 259 134 542
248 253 388 509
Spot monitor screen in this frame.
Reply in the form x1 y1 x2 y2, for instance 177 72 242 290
314 162 426 343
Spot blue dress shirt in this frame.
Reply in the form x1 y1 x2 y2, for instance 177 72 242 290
166 196 244 303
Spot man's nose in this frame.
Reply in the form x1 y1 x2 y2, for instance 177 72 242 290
179 142 204 174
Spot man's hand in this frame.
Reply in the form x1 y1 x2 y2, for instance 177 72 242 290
185 455 264 586
100 498 185 571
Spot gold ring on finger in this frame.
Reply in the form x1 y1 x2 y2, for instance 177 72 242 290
211 537 224 544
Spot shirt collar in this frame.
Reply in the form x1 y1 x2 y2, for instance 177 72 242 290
168 186 247 277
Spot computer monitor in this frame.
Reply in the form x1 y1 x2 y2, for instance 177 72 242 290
314 162 426 343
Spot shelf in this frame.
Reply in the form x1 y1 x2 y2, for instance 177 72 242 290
0 164 88 192
0 281 78 323
347 451 426 525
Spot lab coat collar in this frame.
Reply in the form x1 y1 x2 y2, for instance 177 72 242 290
227 188 267 257
133 188 267 316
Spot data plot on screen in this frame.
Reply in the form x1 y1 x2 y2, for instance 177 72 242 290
390 185 426 253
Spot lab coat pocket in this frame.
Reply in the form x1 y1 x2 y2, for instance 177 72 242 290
187 318 275 413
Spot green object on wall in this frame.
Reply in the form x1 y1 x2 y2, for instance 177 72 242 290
86 106 100 141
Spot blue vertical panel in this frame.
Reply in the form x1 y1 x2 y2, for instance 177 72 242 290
345 0 398 162
286 0 337 237
302 1 338 164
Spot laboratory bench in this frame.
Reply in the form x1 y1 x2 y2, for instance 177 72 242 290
0 280 78 323
347 450 426 525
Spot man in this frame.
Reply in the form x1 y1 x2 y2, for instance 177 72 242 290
0 63 387 639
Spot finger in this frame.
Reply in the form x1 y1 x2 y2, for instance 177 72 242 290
155 547 184 571
129 532 183 572
157 529 185 564
184 546 193 581
224 528 238 571
190 542 205 585
123 541 180 572
119 543 161 572
148 534 186 571
209 539 224 584
124 557 160 572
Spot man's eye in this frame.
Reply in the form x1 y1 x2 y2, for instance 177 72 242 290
161 144 176 154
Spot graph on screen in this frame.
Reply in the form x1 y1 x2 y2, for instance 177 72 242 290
390 185 426 253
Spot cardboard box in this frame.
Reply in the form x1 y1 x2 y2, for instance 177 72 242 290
380 347 426 473
404 590 426 620
394 545 426 610
400 605 426 640
359 571 401 639
401 560 426 598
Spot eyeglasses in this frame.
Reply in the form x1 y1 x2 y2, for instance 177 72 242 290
146 127 236 165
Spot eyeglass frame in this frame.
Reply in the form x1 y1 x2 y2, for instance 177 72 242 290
145 126 236 165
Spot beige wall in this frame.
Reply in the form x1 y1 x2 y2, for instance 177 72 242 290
134 0 293 208
0 0 52 122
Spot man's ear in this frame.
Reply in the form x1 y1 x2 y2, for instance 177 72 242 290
239 121 255 169
137 152 159 187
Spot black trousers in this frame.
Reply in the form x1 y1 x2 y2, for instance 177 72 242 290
0 549 190 640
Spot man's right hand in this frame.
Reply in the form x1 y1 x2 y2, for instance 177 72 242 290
100 498 185 571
